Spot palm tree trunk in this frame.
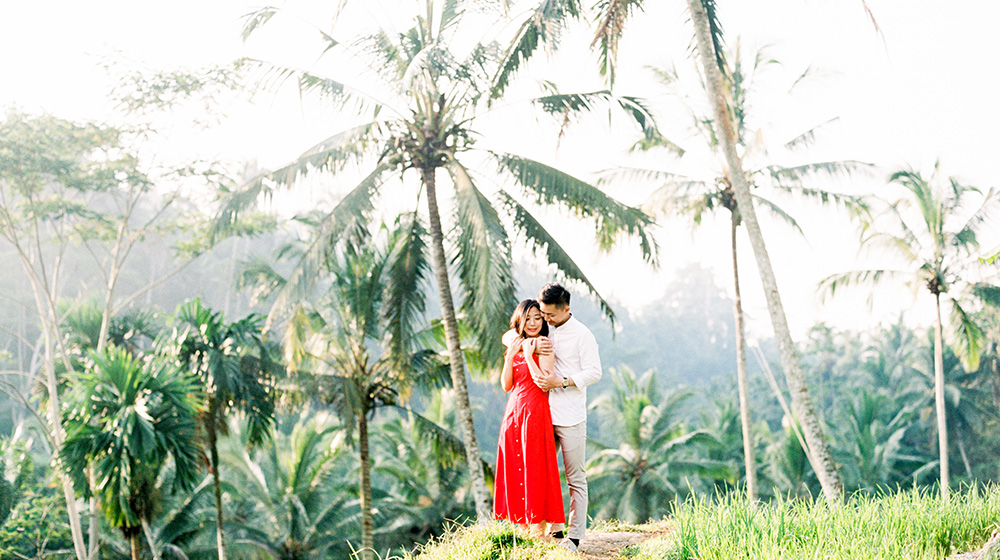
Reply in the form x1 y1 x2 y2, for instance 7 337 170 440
957 430 972 479
934 293 949 501
421 167 493 522
359 410 374 560
130 533 141 560
731 213 757 503
686 0 842 504
207 401 228 560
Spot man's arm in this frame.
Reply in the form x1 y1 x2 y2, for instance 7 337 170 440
567 331 602 389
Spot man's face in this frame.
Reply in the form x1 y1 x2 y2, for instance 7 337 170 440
539 302 571 327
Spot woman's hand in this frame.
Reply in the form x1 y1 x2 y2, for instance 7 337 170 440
520 338 536 356
505 336 524 360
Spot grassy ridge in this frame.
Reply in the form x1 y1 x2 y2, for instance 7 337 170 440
403 522 574 560
404 487 999 560
631 486 1000 560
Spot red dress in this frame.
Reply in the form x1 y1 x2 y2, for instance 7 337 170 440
493 352 565 524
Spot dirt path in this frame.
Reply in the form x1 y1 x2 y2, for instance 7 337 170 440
576 528 671 559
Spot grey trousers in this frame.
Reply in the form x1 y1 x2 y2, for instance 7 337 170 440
548 421 587 540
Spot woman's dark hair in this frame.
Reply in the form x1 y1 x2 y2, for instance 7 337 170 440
538 282 570 307
509 299 549 338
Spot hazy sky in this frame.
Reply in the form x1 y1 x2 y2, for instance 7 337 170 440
2 0 997 338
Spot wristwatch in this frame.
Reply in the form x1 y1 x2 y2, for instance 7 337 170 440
561 377 570 388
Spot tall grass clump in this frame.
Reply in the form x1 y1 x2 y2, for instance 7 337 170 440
401 522 573 560
636 485 1000 560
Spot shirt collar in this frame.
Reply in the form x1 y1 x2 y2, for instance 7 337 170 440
550 313 573 330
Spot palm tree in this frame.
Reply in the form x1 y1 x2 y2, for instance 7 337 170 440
700 396 765 496
225 1 658 520
171 300 280 560
242 221 453 560
682 0 847 504
821 162 998 500
832 387 931 493
372 392 477 549
569 0 847 502
587 367 731 523
60 346 203 560
221 411 360 560
97 476 221 560
604 44 868 502
912 335 998 482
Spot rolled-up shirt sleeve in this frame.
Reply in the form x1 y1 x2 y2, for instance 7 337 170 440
569 330 602 388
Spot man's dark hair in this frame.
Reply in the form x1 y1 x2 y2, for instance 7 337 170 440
538 282 570 307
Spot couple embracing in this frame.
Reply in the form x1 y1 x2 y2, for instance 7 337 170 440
493 283 602 553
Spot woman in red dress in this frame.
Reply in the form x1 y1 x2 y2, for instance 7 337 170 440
493 299 565 538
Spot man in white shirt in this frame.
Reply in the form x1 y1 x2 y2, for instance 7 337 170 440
530 283 602 552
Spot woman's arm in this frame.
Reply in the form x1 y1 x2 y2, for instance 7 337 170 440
520 338 549 392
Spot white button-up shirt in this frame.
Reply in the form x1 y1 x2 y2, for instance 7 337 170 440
547 315 602 427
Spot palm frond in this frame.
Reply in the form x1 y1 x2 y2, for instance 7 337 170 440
383 212 430 365
282 123 383 180
212 124 383 241
783 117 840 151
861 230 920 262
408 348 451 390
497 191 616 325
947 298 984 372
629 128 686 155
156 477 214 546
954 187 998 250
597 166 698 189
238 256 289 306
240 6 279 43
643 189 708 220
972 283 1000 307
751 194 803 236
449 163 516 370
490 0 582 100
591 0 646 86
817 269 908 302
766 180 870 218
390 407 466 468
264 164 392 327
493 152 659 264
531 89 659 143
700 0 727 74
767 160 873 185
357 29 406 78
242 58 395 117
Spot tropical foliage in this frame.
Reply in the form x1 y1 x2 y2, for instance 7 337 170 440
60 346 203 560
822 162 999 499
225 0 660 519
3 1 1000 559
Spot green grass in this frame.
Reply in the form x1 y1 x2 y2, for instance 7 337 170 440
629 486 1000 560
395 487 999 560
400 521 574 560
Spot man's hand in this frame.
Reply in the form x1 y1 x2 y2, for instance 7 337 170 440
532 368 563 391
534 337 554 356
